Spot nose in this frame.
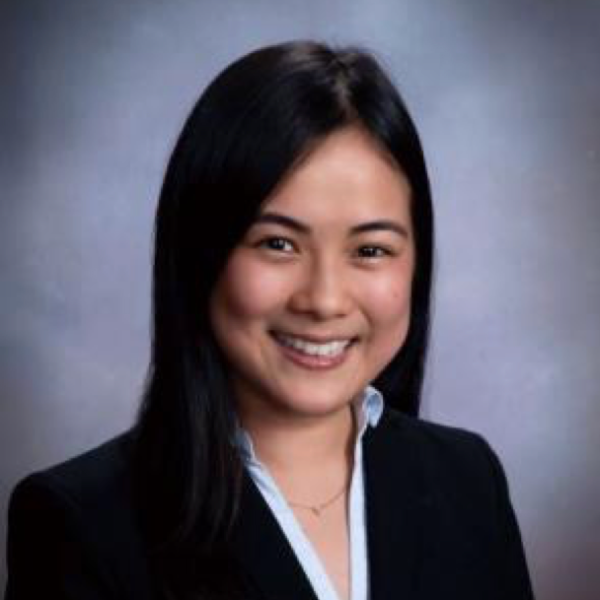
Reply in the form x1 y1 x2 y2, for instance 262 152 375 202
287 257 354 320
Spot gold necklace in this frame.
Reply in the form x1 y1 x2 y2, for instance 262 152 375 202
288 483 348 517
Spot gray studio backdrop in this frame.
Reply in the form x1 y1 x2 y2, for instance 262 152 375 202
1 0 599 597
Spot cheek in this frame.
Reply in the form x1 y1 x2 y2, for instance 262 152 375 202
211 253 289 327
361 270 413 342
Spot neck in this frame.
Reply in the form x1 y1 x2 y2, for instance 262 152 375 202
238 401 356 480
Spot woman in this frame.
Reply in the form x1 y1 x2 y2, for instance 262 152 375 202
5 41 535 599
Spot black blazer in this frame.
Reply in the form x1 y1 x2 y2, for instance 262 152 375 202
5 409 535 599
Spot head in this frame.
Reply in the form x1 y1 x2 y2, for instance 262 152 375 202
152 40 434 417
209 125 416 426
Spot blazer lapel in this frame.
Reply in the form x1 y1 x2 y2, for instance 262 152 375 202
363 410 433 599
231 409 433 600
231 473 319 600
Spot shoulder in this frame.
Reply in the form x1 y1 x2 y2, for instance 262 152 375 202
373 406 499 461
370 407 509 505
6 430 149 598
10 430 135 520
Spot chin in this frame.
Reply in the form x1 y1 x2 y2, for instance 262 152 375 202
272 387 358 419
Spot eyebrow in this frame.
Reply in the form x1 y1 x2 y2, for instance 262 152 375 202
254 211 409 238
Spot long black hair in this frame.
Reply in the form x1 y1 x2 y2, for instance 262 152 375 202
132 40 434 599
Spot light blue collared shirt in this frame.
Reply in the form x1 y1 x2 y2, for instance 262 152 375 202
234 385 384 600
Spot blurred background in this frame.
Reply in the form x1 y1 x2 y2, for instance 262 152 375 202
1 0 599 597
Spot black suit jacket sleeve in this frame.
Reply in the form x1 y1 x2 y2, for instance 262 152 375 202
5 472 119 600
481 438 534 598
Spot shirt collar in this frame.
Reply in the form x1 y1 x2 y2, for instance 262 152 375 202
234 385 384 464
357 383 385 431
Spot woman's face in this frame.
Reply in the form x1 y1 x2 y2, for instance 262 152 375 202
209 126 415 422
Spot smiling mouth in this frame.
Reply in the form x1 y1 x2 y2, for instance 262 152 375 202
270 331 357 367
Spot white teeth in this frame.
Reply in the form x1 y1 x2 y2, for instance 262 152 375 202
274 333 352 357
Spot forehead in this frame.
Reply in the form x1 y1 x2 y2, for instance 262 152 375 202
260 126 412 224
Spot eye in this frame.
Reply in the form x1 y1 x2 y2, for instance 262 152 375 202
355 245 395 259
256 236 296 253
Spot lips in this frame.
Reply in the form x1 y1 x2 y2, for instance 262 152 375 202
270 330 357 369
272 331 352 356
